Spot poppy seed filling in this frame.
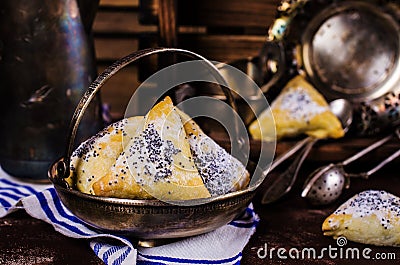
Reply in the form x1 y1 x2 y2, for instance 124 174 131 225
129 123 181 183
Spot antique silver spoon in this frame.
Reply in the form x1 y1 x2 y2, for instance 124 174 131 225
301 128 400 206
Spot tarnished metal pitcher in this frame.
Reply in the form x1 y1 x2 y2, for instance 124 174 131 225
0 0 102 181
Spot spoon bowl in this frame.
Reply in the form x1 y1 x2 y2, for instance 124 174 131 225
329 99 353 133
300 164 348 205
301 128 400 206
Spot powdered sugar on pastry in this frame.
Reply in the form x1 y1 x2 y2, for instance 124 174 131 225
323 190 400 246
187 134 249 196
331 190 400 229
249 75 344 140
123 97 210 201
276 87 328 123
126 123 183 185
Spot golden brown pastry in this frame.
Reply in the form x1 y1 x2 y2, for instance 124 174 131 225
104 96 211 201
177 109 250 196
68 116 145 194
90 141 153 199
249 75 344 141
322 190 400 247
73 97 211 200
69 96 250 201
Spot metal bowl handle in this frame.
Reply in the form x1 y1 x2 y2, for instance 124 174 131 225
55 47 239 180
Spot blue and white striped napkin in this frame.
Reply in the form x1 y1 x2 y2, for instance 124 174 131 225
0 167 259 265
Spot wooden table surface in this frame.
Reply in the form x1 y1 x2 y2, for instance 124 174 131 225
1 136 400 264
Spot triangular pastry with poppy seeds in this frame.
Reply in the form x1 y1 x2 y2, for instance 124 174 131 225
249 75 344 141
177 109 250 196
93 96 211 200
68 116 145 194
70 96 250 200
322 190 400 246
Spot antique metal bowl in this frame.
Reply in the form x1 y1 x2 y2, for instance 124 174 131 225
48 158 260 239
48 47 269 239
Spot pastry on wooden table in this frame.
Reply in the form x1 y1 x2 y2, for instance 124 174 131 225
249 75 344 141
322 190 400 247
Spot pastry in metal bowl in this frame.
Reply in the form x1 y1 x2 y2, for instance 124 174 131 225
48 47 265 239
49 164 257 239
67 96 250 201
49 97 256 239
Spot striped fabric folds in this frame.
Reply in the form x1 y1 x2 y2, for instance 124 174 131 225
0 169 259 265
0 177 41 217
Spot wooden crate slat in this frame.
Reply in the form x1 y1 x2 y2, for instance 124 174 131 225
93 10 157 34
95 38 139 61
100 0 139 8
140 0 279 29
98 64 140 119
95 0 277 118
178 35 266 62
177 0 279 28
138 0 159 24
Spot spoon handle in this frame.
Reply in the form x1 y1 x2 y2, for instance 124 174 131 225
341 133 393 166
365 148 400 176
346 128 400 178
346 148 400 179
269 136 315 172
261 138 317 204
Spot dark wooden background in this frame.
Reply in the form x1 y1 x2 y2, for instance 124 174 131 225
94 0 279 119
